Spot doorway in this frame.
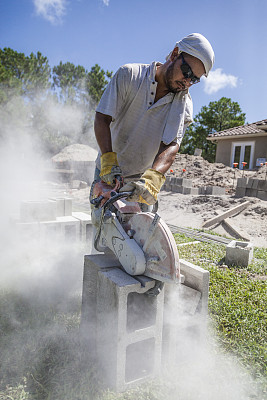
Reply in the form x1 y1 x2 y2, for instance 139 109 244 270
231 141 254 169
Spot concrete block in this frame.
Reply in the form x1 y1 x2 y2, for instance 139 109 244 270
190 187 199 195
171 184 183 193
198 186 206 195
80 254 164 391
162 259 209 365
179 259 209 315
205 186 226 195
97 268 164 391
56 216 80 241
194 148 202 156
20 200 57 222
64 197 73 216
257 190 267 201
225 240 254 268
235 187 246 198
175 178 192 188
258 179 267 191
72 211 92 241
39 220 62 242
16 221 41 240
49 197 65 217
245 188 258 197
247 178 258 189
237 178 248 188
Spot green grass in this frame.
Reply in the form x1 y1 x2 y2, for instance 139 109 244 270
177 237 267 390
0 235 266 399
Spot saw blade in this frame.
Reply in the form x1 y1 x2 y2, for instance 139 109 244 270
128 212 180 282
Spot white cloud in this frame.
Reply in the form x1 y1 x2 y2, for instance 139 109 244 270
33 0 67 25
203 68 238 94
102 0 110 5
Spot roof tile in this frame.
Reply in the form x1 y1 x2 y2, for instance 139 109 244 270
208 119 267 138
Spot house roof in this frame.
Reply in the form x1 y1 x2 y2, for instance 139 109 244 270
208 119 267 140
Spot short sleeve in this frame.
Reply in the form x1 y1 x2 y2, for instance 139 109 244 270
96 65 132 120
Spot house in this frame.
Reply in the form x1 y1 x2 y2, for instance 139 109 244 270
207 119 267 170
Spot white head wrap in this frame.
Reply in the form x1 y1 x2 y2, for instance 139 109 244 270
166 33 215 77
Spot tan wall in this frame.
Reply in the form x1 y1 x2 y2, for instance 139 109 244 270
214 137 267 169
215 139 233 166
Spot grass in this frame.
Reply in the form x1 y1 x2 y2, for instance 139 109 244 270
177 238 267 390
0 235 266 399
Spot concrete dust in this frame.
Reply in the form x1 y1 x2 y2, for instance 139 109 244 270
55 152 267 248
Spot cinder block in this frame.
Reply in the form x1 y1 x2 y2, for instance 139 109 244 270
205 186 226 195
162 259 209 365
97 268 164 391
171 184 183 193
236 178 248 188
198 186 206 195
182 186 192 195
247 178 256 189
175 178 192 188
20 200 57 222
80 254 164 392
251 179 259 189
235 187 246 198
56 216 80 241
72 211 92 241
49 198 65 217
258 180 267 191
225 240 254 267
190 187 199 195
39 220 62 242
257 190 267 201
245 188 258 197
64 197 72 216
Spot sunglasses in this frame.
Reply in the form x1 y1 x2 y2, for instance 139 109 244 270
180 53 200 85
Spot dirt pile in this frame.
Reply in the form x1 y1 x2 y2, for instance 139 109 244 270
52 144 97 163
171 154 256 191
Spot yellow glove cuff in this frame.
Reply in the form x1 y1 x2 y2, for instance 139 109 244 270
100 152 119 177
141 168 166 200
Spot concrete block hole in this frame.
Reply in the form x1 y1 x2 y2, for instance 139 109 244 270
127 292 156 332
125 338 155 382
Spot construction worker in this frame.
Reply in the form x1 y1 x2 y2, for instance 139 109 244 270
92 33 214 207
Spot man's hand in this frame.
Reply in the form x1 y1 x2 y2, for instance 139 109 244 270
120 168 166 205
100 152 122 186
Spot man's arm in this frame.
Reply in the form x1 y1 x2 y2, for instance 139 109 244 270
94 111 113 154
152 141 179 175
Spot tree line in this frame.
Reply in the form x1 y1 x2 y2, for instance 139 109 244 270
0 47 246 160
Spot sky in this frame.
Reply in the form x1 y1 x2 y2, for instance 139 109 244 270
0 0 267 123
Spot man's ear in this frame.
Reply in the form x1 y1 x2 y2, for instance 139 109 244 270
170 46 179 61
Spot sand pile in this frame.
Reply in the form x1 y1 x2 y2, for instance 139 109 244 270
170 154 255 190
52 144 97 163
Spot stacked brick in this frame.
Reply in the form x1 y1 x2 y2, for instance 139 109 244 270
236 178 267 201
15 198 92 242
162 176 225 196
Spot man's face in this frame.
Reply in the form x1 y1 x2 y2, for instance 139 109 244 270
164 53 205 93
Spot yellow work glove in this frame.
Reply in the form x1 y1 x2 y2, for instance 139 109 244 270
99 152 122 186
120 168 166 205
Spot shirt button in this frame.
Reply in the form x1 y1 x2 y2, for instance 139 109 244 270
151 92 154 95
149 102 152 105
152 81 155 84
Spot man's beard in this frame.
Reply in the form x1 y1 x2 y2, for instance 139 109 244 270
165 62 186 93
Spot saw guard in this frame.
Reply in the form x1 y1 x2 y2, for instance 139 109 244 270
127 212 180 283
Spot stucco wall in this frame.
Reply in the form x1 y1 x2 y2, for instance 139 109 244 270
215 136 267 169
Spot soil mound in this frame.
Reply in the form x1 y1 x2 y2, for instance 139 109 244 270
171 154 255 191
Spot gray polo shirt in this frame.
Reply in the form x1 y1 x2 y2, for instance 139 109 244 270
95 62 193 177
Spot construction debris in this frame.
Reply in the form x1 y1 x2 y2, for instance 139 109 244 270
202 201 250 228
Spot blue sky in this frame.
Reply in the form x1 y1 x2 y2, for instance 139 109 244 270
1 0 267 123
